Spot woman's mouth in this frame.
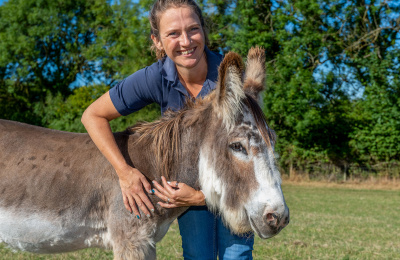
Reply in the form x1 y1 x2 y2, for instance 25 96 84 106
179 47 196 55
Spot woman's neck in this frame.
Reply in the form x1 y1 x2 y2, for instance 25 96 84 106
176 51 208 97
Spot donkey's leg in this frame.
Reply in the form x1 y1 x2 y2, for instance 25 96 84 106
109 213 158 260
113 242 156 260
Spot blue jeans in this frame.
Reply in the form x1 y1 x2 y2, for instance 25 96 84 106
177 206 254 260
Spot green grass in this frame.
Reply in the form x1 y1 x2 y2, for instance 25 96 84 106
1 184 399 259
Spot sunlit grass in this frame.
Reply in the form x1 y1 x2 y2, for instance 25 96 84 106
1 184 399 259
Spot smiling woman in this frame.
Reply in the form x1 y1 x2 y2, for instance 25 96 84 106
80 0 261 259
150 4 208 98
151 7 206 70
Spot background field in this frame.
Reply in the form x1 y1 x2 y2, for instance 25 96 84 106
1 183 399 259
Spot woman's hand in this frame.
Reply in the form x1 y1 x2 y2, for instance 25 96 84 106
117 165 155 218
152 176 206 208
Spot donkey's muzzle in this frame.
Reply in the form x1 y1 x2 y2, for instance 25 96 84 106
264 206 290 233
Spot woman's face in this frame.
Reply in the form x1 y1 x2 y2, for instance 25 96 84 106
152 6 206 70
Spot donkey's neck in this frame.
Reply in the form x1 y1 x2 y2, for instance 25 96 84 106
115 127 202 190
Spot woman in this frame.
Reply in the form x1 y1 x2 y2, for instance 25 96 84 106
81 0 254 259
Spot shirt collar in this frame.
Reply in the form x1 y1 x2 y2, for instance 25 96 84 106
160 46 222 84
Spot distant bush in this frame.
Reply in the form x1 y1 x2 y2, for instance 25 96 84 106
34 84 160 133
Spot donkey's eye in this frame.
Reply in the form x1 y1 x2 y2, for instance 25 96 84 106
229 142 248 155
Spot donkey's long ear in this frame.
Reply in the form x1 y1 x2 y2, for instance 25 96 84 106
213 52 245 128
243 46 266 101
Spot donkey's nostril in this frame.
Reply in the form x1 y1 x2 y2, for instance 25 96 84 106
266 213 275 222
266 212 278 223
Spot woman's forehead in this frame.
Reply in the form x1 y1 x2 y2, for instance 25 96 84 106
158 6 201 29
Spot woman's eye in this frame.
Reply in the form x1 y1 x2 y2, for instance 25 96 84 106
229 142 248 155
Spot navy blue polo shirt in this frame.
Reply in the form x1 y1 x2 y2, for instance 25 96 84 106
109 48 223 115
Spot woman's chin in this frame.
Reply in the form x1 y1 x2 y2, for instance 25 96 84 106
176 55 205 70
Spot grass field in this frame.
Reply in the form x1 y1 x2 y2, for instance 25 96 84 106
1 183 399 259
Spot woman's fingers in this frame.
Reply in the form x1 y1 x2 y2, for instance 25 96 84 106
161 176 178 194
140 175 154 196
122 194 132 213
167 180 179 188
152 179 171 196
152 181 173 203
122 190 154 218
157 201 179 208
127 194 140 217
137 191 154 217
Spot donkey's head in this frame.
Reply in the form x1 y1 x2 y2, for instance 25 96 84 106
199 47 289 239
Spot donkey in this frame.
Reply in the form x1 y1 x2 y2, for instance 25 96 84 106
0 47 289 259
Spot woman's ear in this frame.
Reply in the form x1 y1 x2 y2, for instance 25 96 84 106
151 34 163 50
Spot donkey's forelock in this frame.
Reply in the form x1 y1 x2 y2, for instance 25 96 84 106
243 94 276 148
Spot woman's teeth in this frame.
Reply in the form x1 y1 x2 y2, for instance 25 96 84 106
181 48 195 55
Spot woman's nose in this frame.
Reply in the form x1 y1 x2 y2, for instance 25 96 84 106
180 32 191 46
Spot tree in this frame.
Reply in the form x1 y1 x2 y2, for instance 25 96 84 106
0 0 155 125
205 0 400 172
34 85 160 133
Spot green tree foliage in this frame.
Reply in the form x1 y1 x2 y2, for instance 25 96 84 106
0 0 156 125
350 51 400 162
34 85 160 133
204 0 399 171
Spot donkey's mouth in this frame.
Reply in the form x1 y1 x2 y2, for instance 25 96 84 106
249 217 276 239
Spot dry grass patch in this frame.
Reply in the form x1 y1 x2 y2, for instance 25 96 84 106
283 174 400 190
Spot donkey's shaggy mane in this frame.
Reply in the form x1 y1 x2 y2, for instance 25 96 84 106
126 93 275 178
127 95 213 178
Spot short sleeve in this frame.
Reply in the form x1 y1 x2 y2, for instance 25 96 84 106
109 62 163 116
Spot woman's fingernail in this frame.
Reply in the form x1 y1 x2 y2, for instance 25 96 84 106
136 215 140 219
167 181 171 184
146 214 150 217
152 180 155 183
151 208 155 212
152 189 155 193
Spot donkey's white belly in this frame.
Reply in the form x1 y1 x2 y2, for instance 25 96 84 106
0 208 109 253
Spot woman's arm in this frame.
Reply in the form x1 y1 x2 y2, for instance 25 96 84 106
81 91 154 218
